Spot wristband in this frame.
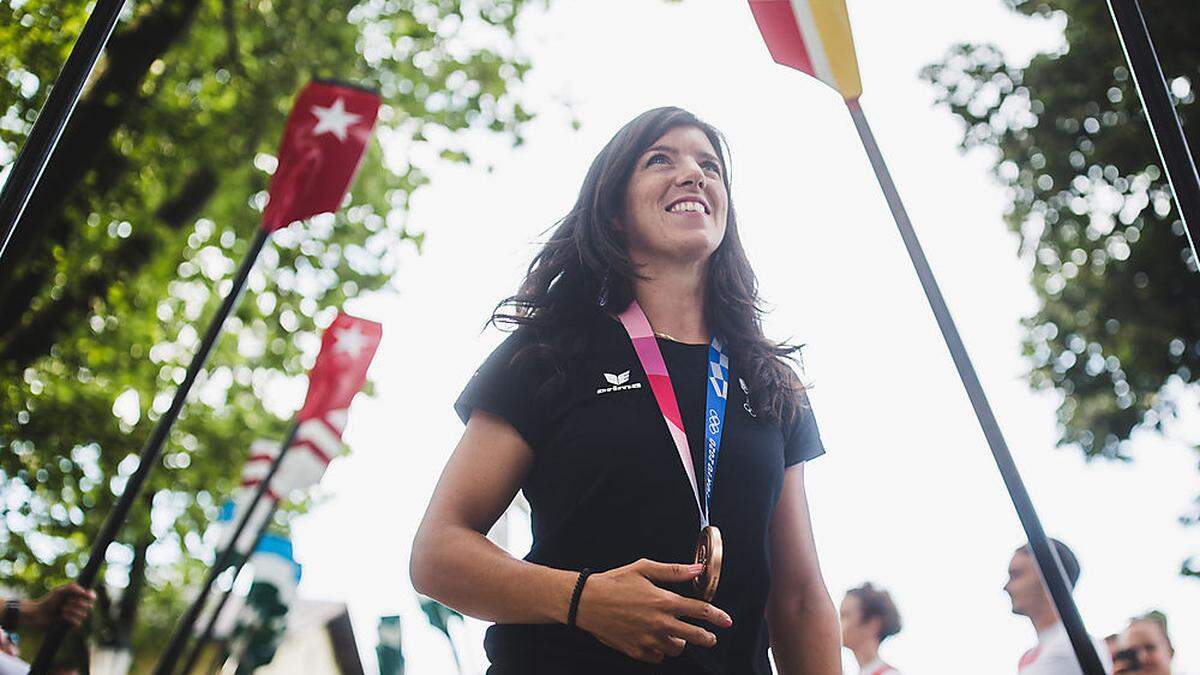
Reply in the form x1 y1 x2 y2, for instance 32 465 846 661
1 600 19 632
566 568 593 629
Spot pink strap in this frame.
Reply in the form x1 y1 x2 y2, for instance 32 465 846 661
616 302 703 521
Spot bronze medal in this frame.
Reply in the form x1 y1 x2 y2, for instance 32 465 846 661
692 525 723 602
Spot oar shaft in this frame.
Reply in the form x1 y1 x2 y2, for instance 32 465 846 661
178 497 280 675
844 99 1106 675
153 421 299 675
1106 0 1200 266
0 0 126 265
29 227 271 674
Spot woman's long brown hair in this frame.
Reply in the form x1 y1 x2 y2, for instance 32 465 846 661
491 106 807 425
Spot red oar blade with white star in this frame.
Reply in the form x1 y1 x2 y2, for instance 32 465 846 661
261 80 381 233
297 311 382 424
213 310 381 557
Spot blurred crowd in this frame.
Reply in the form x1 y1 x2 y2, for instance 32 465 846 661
840 538 1181 675
0 538 1182 674
1107 612 1176 675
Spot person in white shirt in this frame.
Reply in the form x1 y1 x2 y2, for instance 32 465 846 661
0 630 27 675
1003 539 1112 674
839 582 902 675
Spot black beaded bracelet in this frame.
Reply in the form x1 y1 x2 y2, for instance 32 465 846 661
566 568 593 629
1 600 19 632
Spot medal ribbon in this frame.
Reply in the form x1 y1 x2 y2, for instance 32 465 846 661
617 301 729 528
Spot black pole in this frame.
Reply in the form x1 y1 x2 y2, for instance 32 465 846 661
1106 0 1200 265
29 227 271 674
202 635 232 675
846 100 1107 675
179 575 236 675
178 498 280 675
153 421 300 675
0 0 127 265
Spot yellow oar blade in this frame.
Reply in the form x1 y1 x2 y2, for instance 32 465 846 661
747 0 863 101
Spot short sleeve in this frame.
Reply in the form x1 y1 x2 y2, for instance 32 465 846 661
783 393 825 467
454 330 552 450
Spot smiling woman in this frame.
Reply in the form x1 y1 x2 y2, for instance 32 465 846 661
622 127 728 278
409 107 841 674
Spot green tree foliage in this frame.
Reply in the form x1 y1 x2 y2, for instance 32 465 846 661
0 0 544 654
922 1 1199 573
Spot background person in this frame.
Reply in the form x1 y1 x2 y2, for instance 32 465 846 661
839 582 902 675
0 584 95 675
1 584 95 634
0 631 24 675
1105 634 1124 661
1119 611 1174 675
1004 539 1112 674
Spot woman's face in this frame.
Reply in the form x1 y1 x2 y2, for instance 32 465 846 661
1124 620 1172 675
619 125 729 268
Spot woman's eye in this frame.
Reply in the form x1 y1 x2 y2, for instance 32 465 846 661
646 153 669 166
703 161 721 174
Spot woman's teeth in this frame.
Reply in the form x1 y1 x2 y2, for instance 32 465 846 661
669 201 706 214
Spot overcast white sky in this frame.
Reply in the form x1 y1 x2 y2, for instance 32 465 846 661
284 1 1199 673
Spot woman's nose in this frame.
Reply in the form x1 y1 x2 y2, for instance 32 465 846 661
676 159 706 187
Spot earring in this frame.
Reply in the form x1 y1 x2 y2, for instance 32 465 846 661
596 271 610 307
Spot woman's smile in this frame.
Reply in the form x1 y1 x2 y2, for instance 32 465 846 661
665 196 711 215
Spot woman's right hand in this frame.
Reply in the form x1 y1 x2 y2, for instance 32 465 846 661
573 558 734 663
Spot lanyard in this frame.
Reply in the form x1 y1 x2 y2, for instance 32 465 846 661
617 301 729 528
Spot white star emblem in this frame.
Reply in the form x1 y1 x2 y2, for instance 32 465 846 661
310 98 362 142
333 324 370 358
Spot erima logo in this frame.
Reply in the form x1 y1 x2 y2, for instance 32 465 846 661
597 370 642 395
605 371 630 385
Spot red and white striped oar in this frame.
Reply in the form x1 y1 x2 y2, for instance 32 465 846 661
746 3 1104 673
157 312 382 675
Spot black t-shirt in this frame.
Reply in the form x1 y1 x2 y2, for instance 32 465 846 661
454 312 825 675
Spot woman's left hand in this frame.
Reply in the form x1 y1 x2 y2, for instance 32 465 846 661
574 558 733 663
